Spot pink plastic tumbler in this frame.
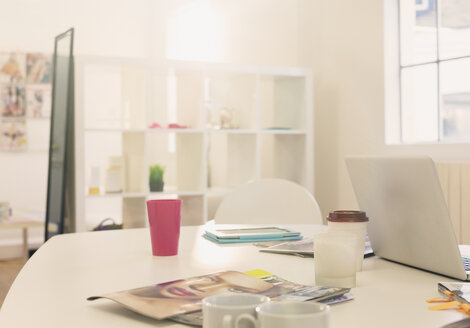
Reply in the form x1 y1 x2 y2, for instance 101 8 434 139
146 199 182 256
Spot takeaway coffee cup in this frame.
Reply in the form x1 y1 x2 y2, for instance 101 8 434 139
314 231 358 288
256 301 330 328
202 293 269 328
327 210 369 271
146 199 182 256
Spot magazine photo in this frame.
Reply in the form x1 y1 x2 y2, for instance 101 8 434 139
0 53 26 84
0 85 25 117
1 119 27 151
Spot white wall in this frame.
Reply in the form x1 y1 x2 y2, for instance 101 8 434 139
149 0 303 65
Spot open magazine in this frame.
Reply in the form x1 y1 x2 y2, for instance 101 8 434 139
87 269 351 324
257 236 374 258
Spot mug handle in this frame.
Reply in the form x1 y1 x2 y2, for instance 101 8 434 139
222 314 233 328
235 313 258 328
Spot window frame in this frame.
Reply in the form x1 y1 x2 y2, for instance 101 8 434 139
386 0 470 145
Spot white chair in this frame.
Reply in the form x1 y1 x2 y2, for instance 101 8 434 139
214 178 323 224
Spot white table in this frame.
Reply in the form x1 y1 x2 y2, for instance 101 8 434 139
0 224 466 327
0 217 43 258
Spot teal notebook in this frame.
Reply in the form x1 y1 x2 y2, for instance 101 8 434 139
203 226 303 244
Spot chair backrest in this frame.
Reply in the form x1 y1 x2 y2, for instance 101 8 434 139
214 178 323 224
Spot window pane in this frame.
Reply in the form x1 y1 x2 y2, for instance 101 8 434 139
401 64 438 143
439 0 470 59
440 58 470 140
400 0 438 65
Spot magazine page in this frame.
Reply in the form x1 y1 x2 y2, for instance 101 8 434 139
87 270 278 320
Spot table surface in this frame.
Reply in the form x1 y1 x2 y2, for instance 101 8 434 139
0 224 466 327
0 217 43 230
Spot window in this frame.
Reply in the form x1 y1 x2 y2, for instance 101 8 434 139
397 0 470 143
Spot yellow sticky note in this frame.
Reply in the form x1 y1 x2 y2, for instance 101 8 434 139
244 269 272 279
428 301 462 311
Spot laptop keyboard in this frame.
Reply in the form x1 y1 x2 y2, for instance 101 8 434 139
463 257 470 271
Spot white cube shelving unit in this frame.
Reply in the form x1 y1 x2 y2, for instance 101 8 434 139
74 56 313 232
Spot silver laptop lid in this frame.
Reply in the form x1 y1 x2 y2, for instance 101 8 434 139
345 155 467 280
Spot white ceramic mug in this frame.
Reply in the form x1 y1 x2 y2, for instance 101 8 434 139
202 293 269 328
256 301 330 328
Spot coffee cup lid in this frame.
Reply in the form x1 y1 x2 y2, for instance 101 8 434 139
327 210 369 222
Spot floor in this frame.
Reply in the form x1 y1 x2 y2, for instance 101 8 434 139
0 259 25 309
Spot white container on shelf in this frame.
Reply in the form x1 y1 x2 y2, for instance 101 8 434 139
89 166 101 195
105 156 125 193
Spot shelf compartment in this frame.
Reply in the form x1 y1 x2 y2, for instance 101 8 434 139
259 129 307 135
205 72 257 130
180 195 204 225
123 132 146 193
86 192 146 198
84 131 146 196
206 129 257 134
259 75 306 130
83 65 146 130
260 134 307 186
122 197 147 229
85 197 123 231
206 190 230 221
148 190 204 196
84 131 124 196
85 128 147 133
147 128 204 134
147 131 205 193
148 68 205 130
207 133 257 189
146 194 204 226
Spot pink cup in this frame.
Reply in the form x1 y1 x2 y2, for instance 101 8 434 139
146 199 182 256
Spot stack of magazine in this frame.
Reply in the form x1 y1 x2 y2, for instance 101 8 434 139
202 226 303 244
87 269 353 326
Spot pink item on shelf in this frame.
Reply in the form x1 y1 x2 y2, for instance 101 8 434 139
168 123 188 129
146 199 182 256
148 122 162 129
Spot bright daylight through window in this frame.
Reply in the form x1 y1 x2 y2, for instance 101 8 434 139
398 0 470 143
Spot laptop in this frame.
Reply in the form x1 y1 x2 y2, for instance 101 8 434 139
345 155 470 281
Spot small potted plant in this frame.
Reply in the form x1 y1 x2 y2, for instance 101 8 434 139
149 164 165 192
